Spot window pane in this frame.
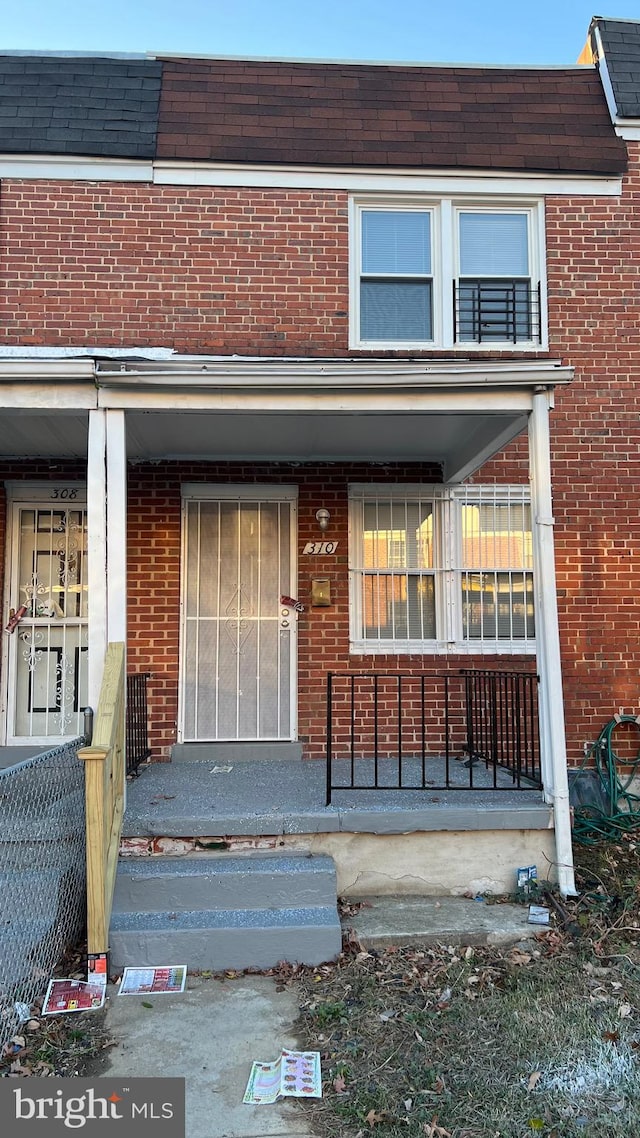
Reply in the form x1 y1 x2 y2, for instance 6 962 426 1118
363 573 436 639
362 500 433 569
361 280 432 341
461 572 535 640
459 212 529 276
362 211 431 275
461 502 532 569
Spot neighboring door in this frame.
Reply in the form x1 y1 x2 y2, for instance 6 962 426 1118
4 486 88 744
180 485 297 741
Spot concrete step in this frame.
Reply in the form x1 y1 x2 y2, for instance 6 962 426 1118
171 742 303 762
112 853 337 912
342 895 534 949
109 905 342 971
110 851 341 970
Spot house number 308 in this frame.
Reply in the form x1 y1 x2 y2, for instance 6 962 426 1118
50 488 79 499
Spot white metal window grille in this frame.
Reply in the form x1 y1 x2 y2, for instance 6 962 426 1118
351 197 545 350
456 485 534 647
349 484 534 654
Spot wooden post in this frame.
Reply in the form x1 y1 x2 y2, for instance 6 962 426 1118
78 641 126 956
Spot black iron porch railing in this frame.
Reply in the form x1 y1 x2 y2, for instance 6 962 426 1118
326 669 541 805
126 672 151 775
453 279 541 344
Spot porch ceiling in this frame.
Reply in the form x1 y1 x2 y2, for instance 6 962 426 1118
0 408 526 482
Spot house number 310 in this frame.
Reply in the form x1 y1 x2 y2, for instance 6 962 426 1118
302 541 339 555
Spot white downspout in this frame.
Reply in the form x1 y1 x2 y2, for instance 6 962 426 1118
529 389 576 896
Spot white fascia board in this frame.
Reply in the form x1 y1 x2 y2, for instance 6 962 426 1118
593 26 620 124
153 162 623 198
615 123 640 140
97 388 536 414
0 383 97 410
0 151 620 196
0 155 153 181
0 359 95 381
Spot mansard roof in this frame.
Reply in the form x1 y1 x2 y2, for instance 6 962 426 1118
588 17 640 119
0 50 627 175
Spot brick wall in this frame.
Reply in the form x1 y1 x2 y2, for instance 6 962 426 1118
2 155 640 762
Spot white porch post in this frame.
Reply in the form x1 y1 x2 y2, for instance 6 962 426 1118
105 410 127 646
529 389 576 896
87 409 107 713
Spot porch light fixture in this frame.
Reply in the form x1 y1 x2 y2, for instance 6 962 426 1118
315 508 331 533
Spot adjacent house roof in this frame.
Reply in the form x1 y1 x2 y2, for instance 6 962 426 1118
588 17 640 119
0 55 162 158
0 51 628 175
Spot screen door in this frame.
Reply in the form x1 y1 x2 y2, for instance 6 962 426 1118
6 494 88 743
180 488 297 741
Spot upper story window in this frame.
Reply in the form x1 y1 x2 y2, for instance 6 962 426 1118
350 197 545 351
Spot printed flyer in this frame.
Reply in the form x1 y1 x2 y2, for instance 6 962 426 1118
117 966 187 995
243 1049 322 1104
42 979 106 1015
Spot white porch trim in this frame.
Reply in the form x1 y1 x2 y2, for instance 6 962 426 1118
106 410 127 645
529 390 576 897
87 410 107 713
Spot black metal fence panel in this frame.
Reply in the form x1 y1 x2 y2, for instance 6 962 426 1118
326 669 541 804
126 673 151 775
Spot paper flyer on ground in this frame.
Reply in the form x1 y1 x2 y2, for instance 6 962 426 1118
243 1049 322 1104
117 965 187 995
42 978 106 1016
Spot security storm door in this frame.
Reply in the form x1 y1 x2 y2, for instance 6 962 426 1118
181 486 297 741
5 488 88 744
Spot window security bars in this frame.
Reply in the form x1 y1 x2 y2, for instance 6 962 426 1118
0 740 86 1046
454 279 542 344
126 673 151 775
325 670 541 804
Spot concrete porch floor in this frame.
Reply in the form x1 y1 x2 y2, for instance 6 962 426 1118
123 757 550 838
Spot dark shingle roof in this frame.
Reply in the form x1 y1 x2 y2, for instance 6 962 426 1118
155 58 627 175
0 56 162 158
0 52 627 175
592 17 640 118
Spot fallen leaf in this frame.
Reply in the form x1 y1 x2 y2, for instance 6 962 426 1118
141 1001 153 1009
528 1121 545 1131
365 1108 392 1126
333 1074 347 1093
527 1071 542 1091
603 1030 620 1042
510 950 532 966
618 1003 632 1018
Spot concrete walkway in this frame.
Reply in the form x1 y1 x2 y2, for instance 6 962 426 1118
100 975 312 1138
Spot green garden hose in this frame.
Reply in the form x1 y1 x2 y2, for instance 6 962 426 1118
572 715 640 846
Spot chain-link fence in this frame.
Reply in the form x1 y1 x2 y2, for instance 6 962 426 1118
0 740 86 1045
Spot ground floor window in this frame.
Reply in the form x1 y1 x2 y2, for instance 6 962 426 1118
348 483 534 654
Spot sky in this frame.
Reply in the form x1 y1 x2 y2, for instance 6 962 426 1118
1 0 640 66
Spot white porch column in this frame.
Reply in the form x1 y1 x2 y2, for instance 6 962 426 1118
529 389 576 896
87 409 107 713
105 410 127 646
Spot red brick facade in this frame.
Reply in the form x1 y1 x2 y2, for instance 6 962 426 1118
1 151 640 763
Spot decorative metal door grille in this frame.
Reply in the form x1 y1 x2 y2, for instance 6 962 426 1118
181 495 295 741
9 504 88 741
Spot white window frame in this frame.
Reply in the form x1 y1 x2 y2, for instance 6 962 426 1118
349 195 547 352
348 483 536 655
